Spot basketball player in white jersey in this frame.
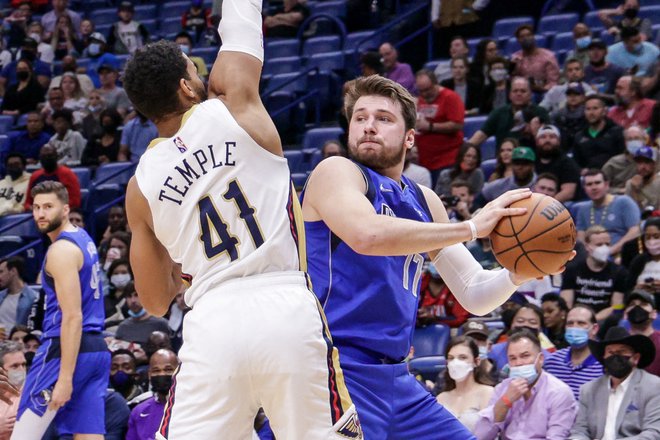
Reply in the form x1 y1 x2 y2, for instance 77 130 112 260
122 1 361 439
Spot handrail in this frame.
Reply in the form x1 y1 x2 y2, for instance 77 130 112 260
0 214 34 236
92 163 136 187
393 22 435 61
270 88 322 127
3 238 42 259
262 66 320 97
296 13 348 48
541 0 596 17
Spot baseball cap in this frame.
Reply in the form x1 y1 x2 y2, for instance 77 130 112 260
118 1 134 12
633 145 658 162
626 290 656 308
90 32 107 44
536 124 561 140
511 146 536 162
566 82 585 95
98 63 117 73
587 38 607 50
461 321 489 339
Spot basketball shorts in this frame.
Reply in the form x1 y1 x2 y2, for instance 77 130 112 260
17 333 110 435
156 271 362 440
340 356 476 440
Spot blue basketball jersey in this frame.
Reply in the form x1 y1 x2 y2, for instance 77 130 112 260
304 163 433 362
41 228 105 338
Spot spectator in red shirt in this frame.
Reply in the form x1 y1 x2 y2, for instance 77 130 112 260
414 69 465 185
608 75 656 129
417 265 470 328
24 144 81 209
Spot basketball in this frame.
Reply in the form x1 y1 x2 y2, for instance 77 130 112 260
490 193 576 279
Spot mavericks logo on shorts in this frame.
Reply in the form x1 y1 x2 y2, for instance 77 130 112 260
335 412 362 438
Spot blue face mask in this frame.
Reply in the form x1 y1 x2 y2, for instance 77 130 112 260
128 308 147 319
509 354 540 384
576 36 591 49
478 345 489 359
564 327 590 348
88 43 101 57
179 44 190 55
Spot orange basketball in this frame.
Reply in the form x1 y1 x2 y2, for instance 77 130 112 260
490 193 576 279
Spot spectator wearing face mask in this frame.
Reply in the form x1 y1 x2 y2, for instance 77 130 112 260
109 349 144 402
0 58 44 117
565 23 592 69
598 0 653 42
510 25 560 93
126 349 179 440
474 330 576 440
0 341 27 440
115 284 170 348
23 144 81 210
83 33 120 89
624 146 660 210
606 27 659 77
0 153 31 216
173 32 208 81
0 37 51 96
602 125 650 194
81 108 123 167
623 291 660 376
104 259 132 331
435 336 494 434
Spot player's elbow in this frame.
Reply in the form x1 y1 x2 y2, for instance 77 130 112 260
346 229 386 256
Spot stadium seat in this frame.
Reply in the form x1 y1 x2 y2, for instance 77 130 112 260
310 0 347 18
72 167 92 188
423 59 444 72
14 113 28 129
80 188 90 211
93 162 136 186
263 56 303 76
408 355 446 382
0 236 44 283
159 1 190 19
0 115 14 134
412 324 451 357
265 39 299 59
551 32 575 52
344 31 381 52
134 4 157 21
480 158 497 181
599 29 616 46
191 47 219 65
306 51 345 73
160 17 183 36
89 8 116 26
481 137 496 161
639 5 660 21
463 116 487 139
302 36 342 56
284 150 304 173
537 13 579 35
0 236 23 257
0 213 39 238
90 184 124 210
492 17 534 39
466 38 481 58
302 127 344 150
265 72 309 95
140 19 158 35
291 172 308 188
503 35 547 56
582 11 604 31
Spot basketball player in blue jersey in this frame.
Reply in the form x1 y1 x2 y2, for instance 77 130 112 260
301 75 574 439
11 181 110 440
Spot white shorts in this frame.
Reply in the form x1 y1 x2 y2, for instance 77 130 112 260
155 271 362 439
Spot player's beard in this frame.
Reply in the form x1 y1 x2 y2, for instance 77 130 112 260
349 135 406 171
36 212 64 234
194 81 208 103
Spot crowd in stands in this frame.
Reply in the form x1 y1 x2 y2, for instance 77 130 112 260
0 0 658 438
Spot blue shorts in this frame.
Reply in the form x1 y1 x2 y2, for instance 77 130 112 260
18 335 111 435
341 357 475 440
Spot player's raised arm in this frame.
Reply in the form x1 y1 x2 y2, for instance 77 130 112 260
208 0 281 155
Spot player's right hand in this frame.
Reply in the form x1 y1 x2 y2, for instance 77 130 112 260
470 189 532 238
0 368 20 405
505 378 529 402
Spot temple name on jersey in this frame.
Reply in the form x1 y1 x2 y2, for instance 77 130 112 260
159 142 237 205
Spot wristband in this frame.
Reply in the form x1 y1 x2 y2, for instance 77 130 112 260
465 220 477 242
501 395 513 409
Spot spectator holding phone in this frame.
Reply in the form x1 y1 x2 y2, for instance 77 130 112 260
627 218 660 303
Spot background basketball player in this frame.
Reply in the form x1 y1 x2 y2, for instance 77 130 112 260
123 0 361 438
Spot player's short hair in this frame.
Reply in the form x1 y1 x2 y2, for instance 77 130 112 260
344 75 417 132
31 181 69 204
585 225 609 243
123 40 190 121
508 328 542 352
0 341 24 367
0 256 25 279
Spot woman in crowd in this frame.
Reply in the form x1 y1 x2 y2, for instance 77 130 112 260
436 336 494 433
81 108 123 167
481 57 510 114
488 138 517 182
104 259 132 331
435 143 483 196
81 89 106 140
469 38 499 89
1 58 44 116
61 72 88 114
49 13 78 60
441 56 483 116
628 217 660 305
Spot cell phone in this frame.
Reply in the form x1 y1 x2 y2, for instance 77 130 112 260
440 195 460 208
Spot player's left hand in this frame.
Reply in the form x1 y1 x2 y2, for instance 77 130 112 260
49 379 73 411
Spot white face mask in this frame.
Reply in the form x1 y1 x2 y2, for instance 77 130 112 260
646 238 660 256
8 369 25 387
29 33 41 44
590 244 610 263
110 273 131 288
626 139 644 155
447 359 474 382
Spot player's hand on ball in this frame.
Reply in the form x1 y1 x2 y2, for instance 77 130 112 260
49 379 73 411
505 378 529 402
471 189 532 238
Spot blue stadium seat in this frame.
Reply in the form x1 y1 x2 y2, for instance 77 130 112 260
80 188 90 211
423 59 444 72
0 236 44 283
463 116 487 139
639 5 660 21
140 19 158 35
503 35 547 55
537 13 579 35
302 127 344 150
159 1 190 19
134 4 157 22
412 324 451 357
89 184 124 210
160 17 183 35
264 91 305 143
291 172 308 188
0 213 39 238
582 11 604 31
93 162 135 186
310 0 347 18
344 31 381 52
305 148 323 170
481 158 497 181
551 32 575 52
265 39 299 59
284 150 304 173
482 137 496 161
492 17 534 39
0 236 23 257
72 167 92 188
599 29 616 46
265 72 308 95
466 38 481 58
15 113 28 129
89 8 116 26
0 115 14 134
302 36 341 56
262 56 303 76
306 51 345 72
408 355 446 382
191 47 218 65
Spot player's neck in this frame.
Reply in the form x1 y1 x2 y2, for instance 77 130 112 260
46 220 75 242
156 109 190 139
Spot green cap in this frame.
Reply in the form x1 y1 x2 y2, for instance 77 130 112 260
511 146 536 162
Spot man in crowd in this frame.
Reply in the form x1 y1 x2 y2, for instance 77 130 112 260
126 349 179 440
574 169 640 256
379 42 416 94
109 349 144 403
446 180 475 222
0 154 30 216
624 291 660 376
468 77 549 148
433 36 470 82
6 112 49 165
625 145 660 210
115 284 170 347
23 145 81 210
107 1 150 55
534 125 580 202
572 95 625 172
510 24 560 93
40 0 81 40
608 75 656 129
414 69 464 183
606 27 659 77
532 172 559 198
569 326 660 439
118 112 157 163
544 305 604 400
478 146 536 205
0 257 38 331
602 124 649 193
565 23 591 68
541 58 594 114
561 226 627 323
551 82 588 151
98 64 132 117
584 38 625 98
474 330 576 439
0 341 27 439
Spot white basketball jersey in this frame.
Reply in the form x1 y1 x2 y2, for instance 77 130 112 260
134 99 305 307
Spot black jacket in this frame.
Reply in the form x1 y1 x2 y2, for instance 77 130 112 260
572 118 625 170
